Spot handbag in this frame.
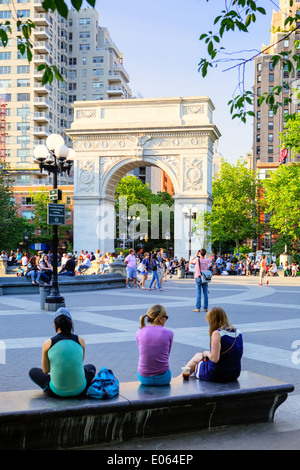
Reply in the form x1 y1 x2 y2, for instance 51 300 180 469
137 262 144 273
198 258 212 283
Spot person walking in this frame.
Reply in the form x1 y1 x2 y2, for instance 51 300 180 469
258 254 268 286
148 252 164 291
190 249 212 312
124 248 137 288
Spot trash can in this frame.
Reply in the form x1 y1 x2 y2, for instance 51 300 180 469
39 285 51 310
177 267 185 279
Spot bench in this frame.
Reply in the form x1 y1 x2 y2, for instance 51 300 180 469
0 371 294 450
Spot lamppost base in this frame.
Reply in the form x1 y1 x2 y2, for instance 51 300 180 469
44 299 66 312
45 293 65 312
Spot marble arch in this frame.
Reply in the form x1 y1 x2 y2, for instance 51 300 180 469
67 97 221 260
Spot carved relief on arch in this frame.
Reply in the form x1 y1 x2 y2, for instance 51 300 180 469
160 155 179 179
78 160 96 193
183 158 203 192
100 156 124 180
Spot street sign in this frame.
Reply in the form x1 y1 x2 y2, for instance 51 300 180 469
49 189 62 201
47 203 65 225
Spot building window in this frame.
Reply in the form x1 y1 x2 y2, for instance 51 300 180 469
17 78 30 87
256 146 260 155
79 18 90 24
268 145 273 154
0 52 11 60
17 65 30 73
269 73 274 82
93 68 103 76
17 93 30 101
256 134 260 142
257 63 262 71
268 110 274 118
268 133 274 142
21 196 33 205
93 56 104 63
79 44 90 51
0 66 11 74
268 121 274 130
269 62 274 71
17 9 30 17
257 75 261 82
257 111 261 119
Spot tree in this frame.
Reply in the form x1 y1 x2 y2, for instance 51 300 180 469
199 1 300 122
115 175 174 249
263 163 300 252
0 171 29 251
29 187 72 245
204 158 263 251
279 113 300 158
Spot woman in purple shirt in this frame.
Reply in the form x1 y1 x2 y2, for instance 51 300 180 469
136 304 174 386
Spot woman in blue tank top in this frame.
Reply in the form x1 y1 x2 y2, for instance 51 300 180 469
184 306 243 383
29 308 96 397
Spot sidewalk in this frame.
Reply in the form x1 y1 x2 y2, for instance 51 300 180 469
1 274 299 450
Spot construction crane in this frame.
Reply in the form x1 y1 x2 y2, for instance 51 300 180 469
0 98 6 167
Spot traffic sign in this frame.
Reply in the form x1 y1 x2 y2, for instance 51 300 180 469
47 203 65 225
49 189 62 201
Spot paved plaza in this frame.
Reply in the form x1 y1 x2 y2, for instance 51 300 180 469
0 274 300 450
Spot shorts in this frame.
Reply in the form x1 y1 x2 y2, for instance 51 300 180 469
126 266 137 279
137 369 171 386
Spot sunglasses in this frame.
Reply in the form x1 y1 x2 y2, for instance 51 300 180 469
162 315 169 320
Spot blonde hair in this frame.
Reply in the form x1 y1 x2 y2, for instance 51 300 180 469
205 306 235 338
140 304 167 328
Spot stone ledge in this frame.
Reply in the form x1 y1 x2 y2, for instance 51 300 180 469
0 371 294 450
0 273 126 295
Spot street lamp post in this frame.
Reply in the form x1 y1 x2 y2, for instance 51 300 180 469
33 134 74 309
182 207 197 259
127 216 140 249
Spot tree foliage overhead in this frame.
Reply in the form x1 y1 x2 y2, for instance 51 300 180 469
199 0 300 122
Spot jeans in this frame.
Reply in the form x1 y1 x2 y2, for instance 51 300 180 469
195 277 208 310
137 369 171 386
58 271 75 276
149 269 161 289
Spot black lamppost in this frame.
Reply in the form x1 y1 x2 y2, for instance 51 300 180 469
33 134 74 308
182 207 197 259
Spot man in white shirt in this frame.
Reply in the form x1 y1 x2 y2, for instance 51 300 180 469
76 255 91 274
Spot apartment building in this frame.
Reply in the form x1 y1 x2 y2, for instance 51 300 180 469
253 0 300 170
0 3 133 232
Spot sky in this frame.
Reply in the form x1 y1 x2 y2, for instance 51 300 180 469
88 0 279 164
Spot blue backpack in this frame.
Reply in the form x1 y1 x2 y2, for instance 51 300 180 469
86 367 119 399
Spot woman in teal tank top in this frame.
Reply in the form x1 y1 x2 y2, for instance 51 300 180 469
29 308 96 397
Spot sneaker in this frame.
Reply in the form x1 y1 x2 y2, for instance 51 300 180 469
203 309 208 312
266 280 269 285
258 283 262 286
159 288 164 291
126 285 130 289
193 308 200 312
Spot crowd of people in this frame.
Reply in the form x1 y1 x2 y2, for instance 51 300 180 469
212 254 299 279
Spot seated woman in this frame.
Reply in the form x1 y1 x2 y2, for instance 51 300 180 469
185 306 243 383
136 304 173 386
39 254 53 283
26 256 47 285
29 308 96 397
